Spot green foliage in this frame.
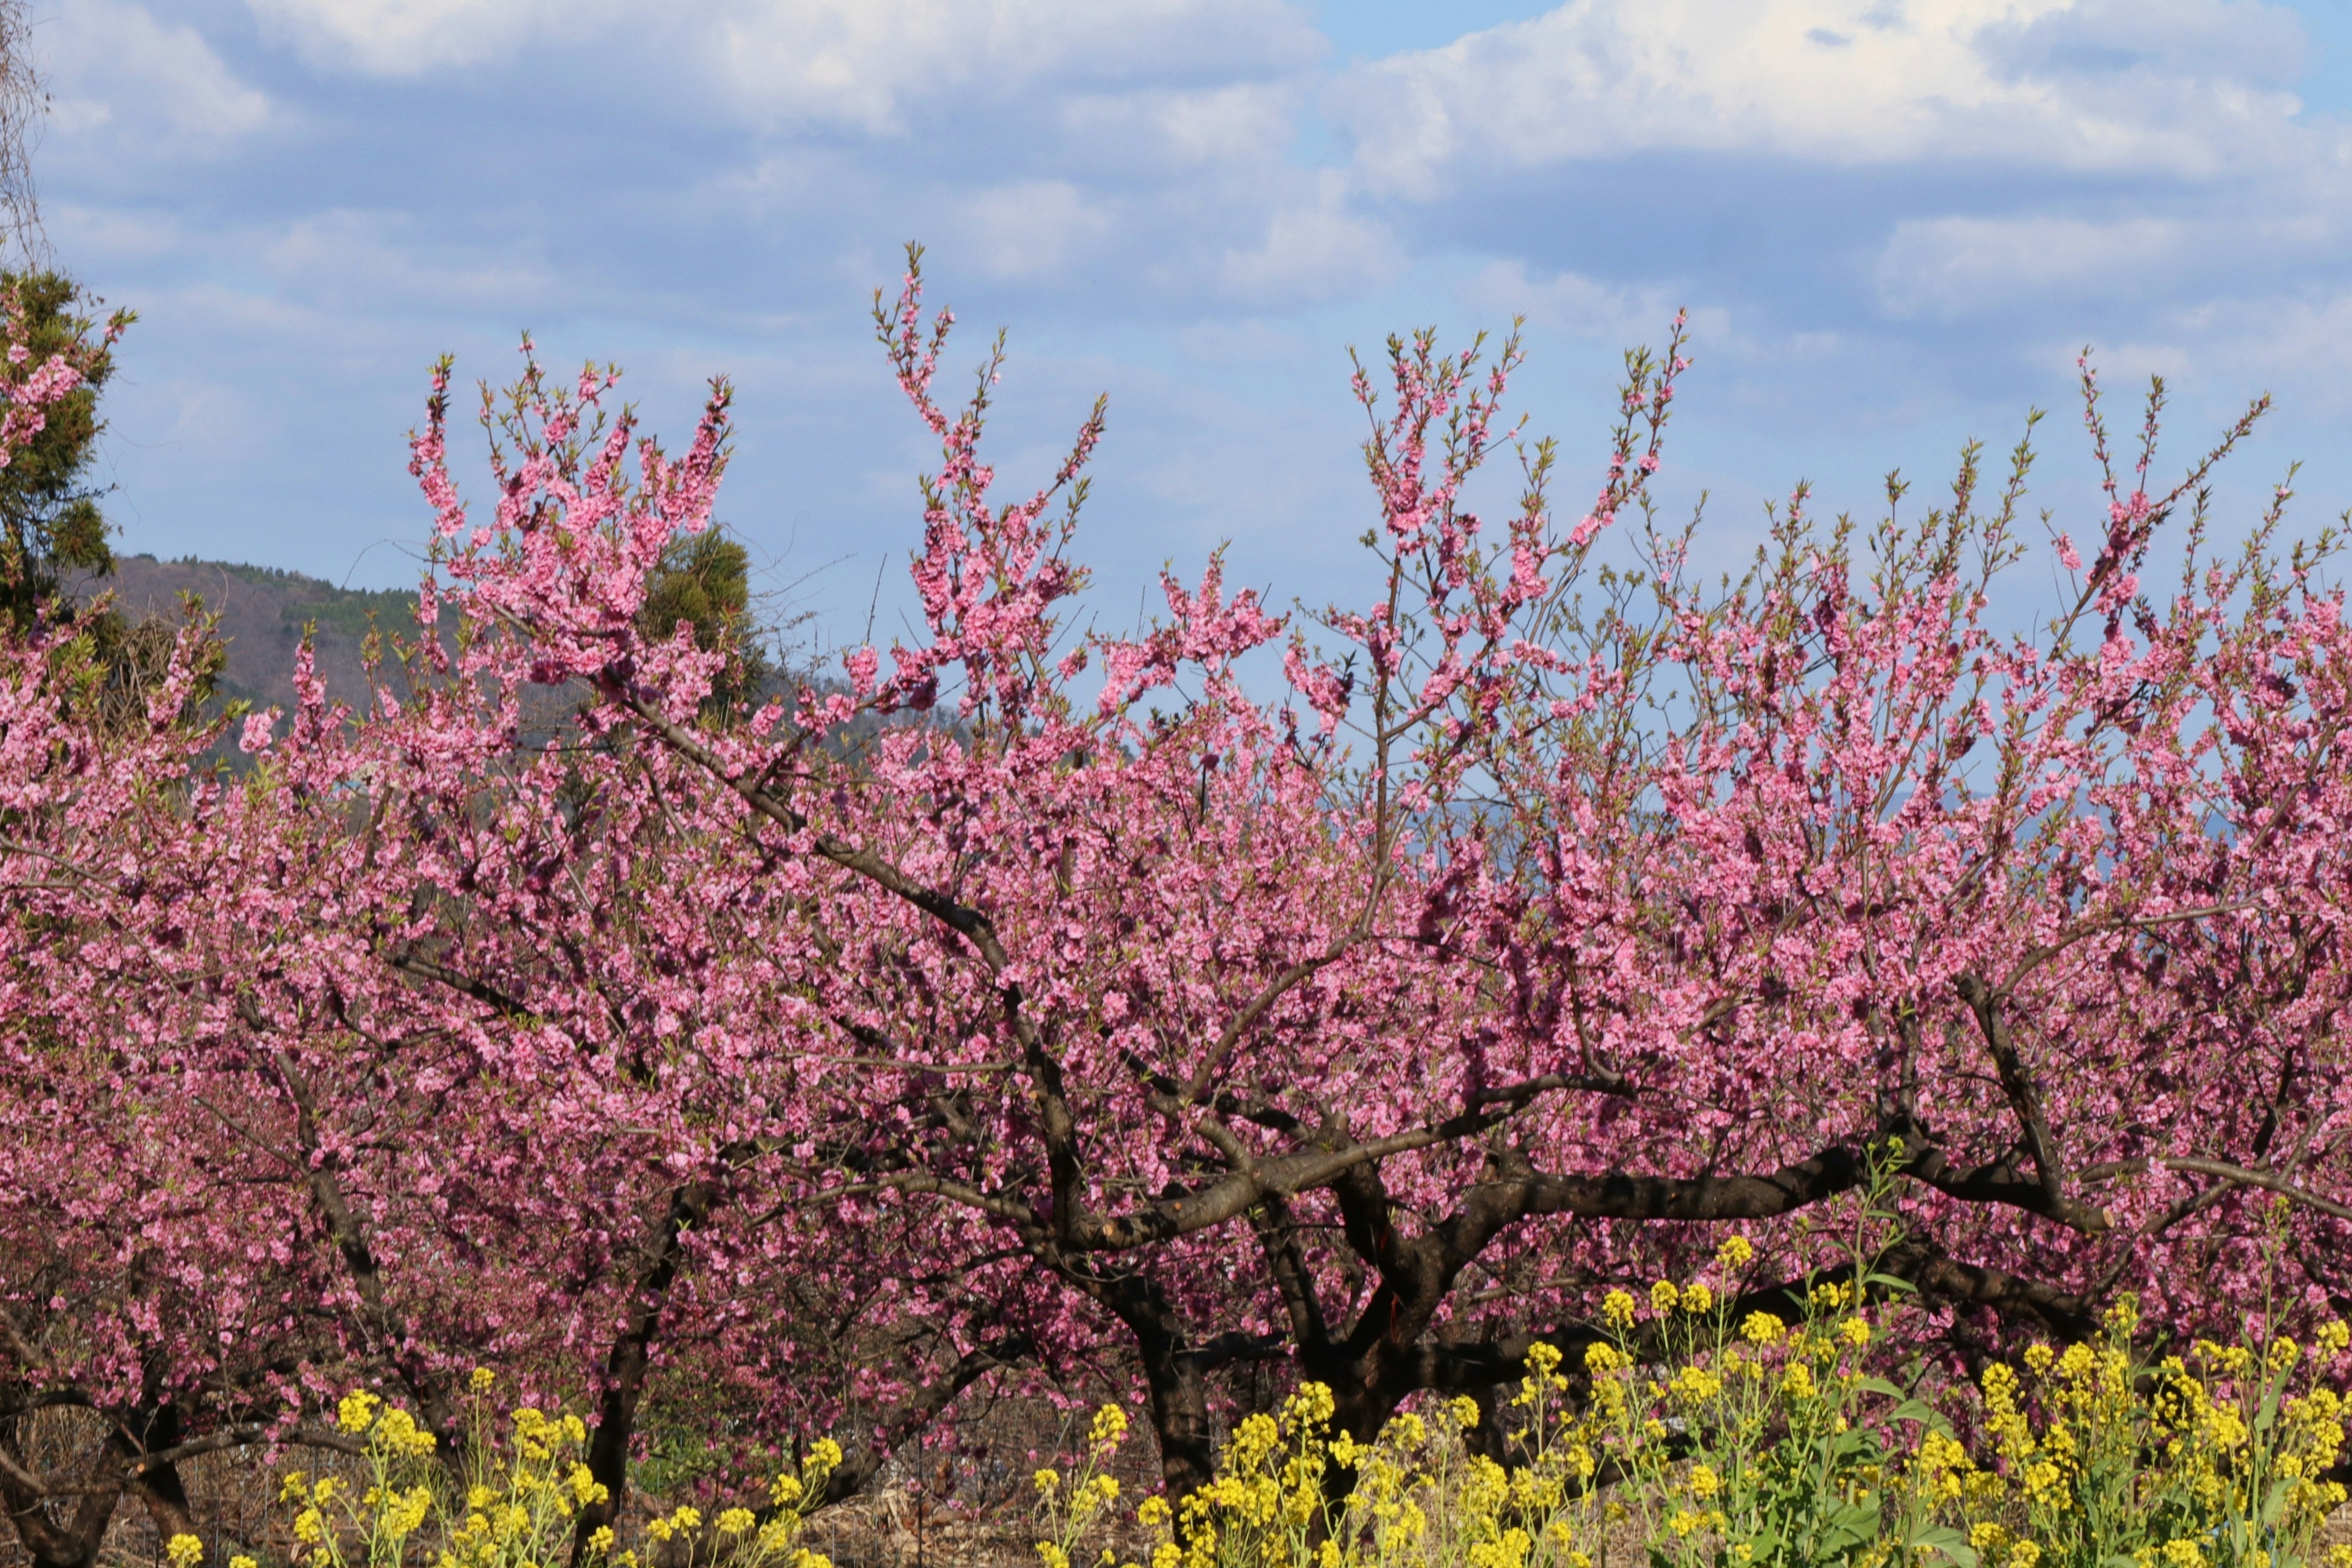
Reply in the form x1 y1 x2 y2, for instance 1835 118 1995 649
0 273 219 730
47 597 224 734
635 527 771 717
0 271 130 626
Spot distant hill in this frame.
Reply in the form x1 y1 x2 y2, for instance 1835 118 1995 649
75 554 830 746
77 554 419 714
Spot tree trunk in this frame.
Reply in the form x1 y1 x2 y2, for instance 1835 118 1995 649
1136 1320 1216 1502
570 1177 717 1567
0 1419 128 1568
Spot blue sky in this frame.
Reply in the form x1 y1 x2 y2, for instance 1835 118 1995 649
37 0 2352 652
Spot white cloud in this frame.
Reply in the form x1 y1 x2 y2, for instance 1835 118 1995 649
1174 318 1309 364
2127 288 2352 408
958 180 1115 279
244 0 1321 123
47 0 273 151
1875 214 2184 317
258 209 562 311
1464 259 1726 349
243 0 616 73
704 0 1319 131
1330 0 2313 197
1058 81 1303 172
1210 170 1392 304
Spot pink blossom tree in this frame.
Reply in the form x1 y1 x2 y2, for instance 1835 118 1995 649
402 251 2351 1487
4 249 2350 1567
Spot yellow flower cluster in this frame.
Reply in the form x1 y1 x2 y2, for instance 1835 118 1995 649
1075 1259 2352 1568
1966 1295 2351 1568
1035 1404 1144 1568
264 1384 845 1568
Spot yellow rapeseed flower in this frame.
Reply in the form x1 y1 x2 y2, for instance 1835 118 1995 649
1651 1280 1682 1316
1718 1235 1755 1268
166 1535 205 1568
1602 1289 1638 1329
1672 1364 1723 1403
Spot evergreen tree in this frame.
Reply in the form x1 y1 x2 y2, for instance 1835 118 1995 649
635 525 772 717
0 271 132 627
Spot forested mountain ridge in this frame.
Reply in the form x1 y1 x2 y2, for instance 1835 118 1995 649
74 552 417 715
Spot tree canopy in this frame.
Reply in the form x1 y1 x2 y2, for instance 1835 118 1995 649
2 254 2347 1568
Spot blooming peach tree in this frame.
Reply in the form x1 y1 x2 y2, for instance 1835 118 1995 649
4 250 2350 1568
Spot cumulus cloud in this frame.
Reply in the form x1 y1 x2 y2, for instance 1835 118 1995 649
704 0 1320 132
244 0 1322 127
1211 170 1393 304
243 0 623 73
1057 81 1304 175
1875 214 2185 318
957 180 1116 279
47 0 273 153
2119 287 2352 410
49 0 2352 609
1329 0 2313 197
1465 259 1724 349
259 209 562 311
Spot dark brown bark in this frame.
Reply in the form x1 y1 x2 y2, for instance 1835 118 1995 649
570 1172 722 1564
1136 1313 1216 1502
124 1406 198 1548
265 1043 461 1451
0 1404 197 1568
0 1437 121 1568
1300 1139 1883 1446
816 1333 1036 1504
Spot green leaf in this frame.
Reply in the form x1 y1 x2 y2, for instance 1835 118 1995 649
1911 1525 1980 1567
